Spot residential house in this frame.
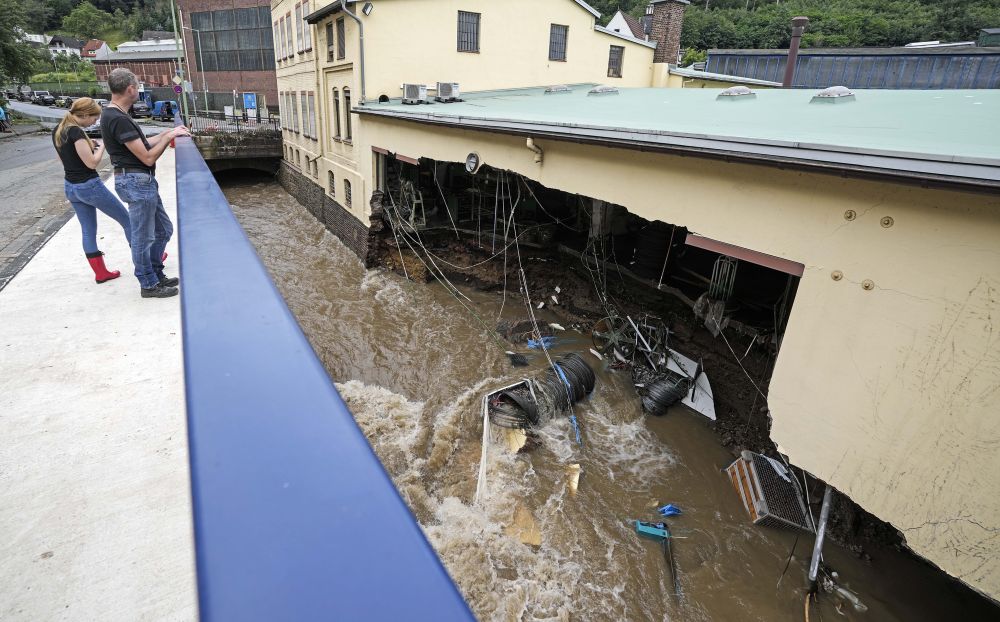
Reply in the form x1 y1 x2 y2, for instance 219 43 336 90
48 35 84 57
81 39 111 60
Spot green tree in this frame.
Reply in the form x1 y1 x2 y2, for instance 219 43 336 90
21 0 53 32
61 1 112 39
0 0 40 83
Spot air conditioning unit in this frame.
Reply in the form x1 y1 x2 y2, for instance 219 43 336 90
402 83 427 105
435 82 461 102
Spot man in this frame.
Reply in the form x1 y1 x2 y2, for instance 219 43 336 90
101 68 190 298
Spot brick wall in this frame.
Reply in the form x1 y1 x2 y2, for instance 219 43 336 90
650 0 687 65
278 161 379 266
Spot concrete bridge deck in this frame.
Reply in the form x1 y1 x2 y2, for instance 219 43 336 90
0 150 198 621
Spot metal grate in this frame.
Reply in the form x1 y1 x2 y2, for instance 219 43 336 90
458 11 480 52
726 451 813 533
608 45 624 78
549 24 568 61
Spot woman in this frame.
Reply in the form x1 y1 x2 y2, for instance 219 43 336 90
53 97 131 283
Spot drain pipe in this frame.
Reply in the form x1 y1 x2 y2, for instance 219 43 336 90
342 1 367 104
526 137 543 163
808 485 834 591
782 16 810 88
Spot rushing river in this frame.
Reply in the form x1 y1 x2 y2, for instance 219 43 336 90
220 173 995 622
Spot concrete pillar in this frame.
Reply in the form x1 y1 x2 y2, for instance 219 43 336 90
649 0 689 65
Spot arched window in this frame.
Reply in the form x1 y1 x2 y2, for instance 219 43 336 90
328 170 336 197
343 88 352 141
332 88 341 140
343 179 352 208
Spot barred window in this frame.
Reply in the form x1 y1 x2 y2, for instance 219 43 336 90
326 22 334 61
549 24 568 61
608 45 624 78
336 17 345 59
343 88 352 141
332 88 341 139
344 179 352 208
295 3 303 53
302 1 312 50
328 171 336 197
457 11 480 52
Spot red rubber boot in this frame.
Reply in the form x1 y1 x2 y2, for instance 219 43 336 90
85 251 121 284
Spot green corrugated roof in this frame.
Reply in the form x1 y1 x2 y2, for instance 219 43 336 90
365 85 1000 164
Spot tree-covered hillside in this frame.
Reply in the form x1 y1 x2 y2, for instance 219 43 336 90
589 0 1000 50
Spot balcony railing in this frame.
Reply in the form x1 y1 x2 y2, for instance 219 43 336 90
173 130 474 621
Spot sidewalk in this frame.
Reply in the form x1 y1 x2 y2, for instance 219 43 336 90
0 149 197 621
0 123 46 139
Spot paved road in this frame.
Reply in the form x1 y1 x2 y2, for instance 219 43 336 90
0 110 168 290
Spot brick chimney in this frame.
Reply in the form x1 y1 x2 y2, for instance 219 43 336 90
648 0 689 65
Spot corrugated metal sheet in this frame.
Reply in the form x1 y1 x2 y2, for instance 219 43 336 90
707 48 1000 89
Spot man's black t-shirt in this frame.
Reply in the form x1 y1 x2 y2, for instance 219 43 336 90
101 105 154 173
53 125 99 184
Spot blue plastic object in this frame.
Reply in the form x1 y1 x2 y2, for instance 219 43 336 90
527 336 556 350
658 504 683 517
635 520 670 541
174 135 474 621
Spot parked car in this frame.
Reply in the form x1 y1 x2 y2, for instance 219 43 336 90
84 116 102 138
94 98 109 108
30 91 56 106
152 100 178 120
129 101 151 118
54 95 71 107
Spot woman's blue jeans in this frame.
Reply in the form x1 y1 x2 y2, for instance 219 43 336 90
114 171 173 289
64 177 131 255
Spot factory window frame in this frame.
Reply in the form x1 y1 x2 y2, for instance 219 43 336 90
549 24 568 61
457 11 480 53
608 45 624 78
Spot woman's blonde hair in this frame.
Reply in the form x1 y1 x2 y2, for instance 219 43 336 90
54 97 102 149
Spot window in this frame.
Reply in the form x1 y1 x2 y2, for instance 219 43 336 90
326 23 334 61
192 8 272 72
343 88 352 141
302 1 312 50
457 11 480 52
549 24 568 61
295 3 303 53
286 13 293 60
292 92 299 133
278 90 284 127
306 92 316 138
332 88 341 139
328 171 336 196
274 21 281 57
336 17 345 59
344 179 352 208
608 45 624 78
278 17 286 58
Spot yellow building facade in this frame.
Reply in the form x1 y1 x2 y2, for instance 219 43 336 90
268 0 1000 603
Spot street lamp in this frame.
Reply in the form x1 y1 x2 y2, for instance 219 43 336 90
182 26 209 107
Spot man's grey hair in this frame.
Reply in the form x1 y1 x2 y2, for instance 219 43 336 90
108 68 138 95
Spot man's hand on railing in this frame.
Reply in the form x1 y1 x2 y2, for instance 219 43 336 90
172 125 191 138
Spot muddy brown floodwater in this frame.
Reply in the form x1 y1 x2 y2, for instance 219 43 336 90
221 173 997 622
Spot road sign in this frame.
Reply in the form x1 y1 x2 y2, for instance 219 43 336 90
242 93 257 111
172 75 182 85
174 85 183 94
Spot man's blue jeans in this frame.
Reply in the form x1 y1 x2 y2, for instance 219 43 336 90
114 171 172 289
64 177 131 255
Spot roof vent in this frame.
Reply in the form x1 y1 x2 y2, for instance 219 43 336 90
811 85 855 104
588 85 619 96
545 84 572 95
717 85 756 101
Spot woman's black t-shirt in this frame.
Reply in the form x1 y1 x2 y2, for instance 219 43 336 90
53 126 99 184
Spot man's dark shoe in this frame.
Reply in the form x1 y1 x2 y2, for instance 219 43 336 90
141 284 179 298
158 275 179 287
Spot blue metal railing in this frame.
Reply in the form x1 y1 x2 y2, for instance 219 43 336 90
173 133 475 620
